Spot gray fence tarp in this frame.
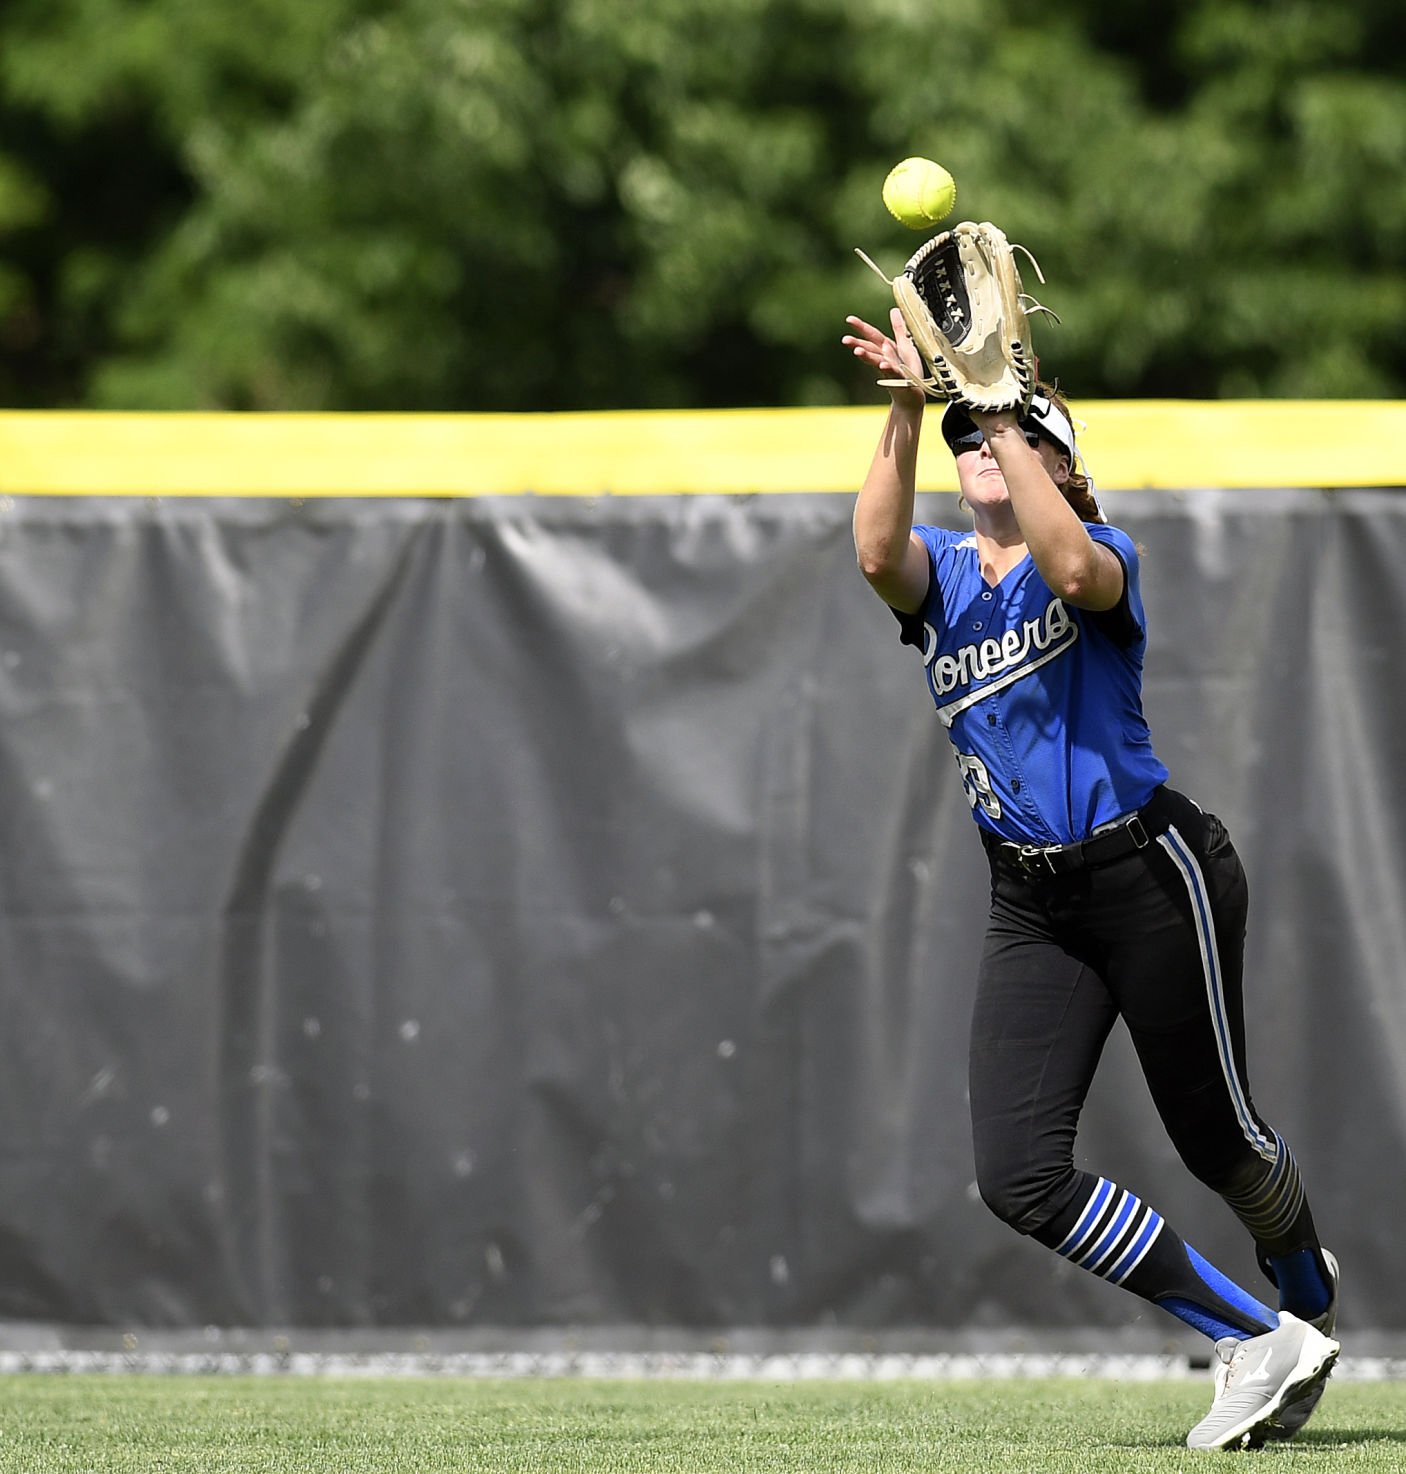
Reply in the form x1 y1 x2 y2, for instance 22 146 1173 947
0 488 1401 1343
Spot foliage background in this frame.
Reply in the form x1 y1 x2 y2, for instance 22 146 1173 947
1 0 1403 411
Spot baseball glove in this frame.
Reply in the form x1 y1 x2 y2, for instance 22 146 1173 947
856 221 1050 412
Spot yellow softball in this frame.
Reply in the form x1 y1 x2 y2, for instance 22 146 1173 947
882 157 957 230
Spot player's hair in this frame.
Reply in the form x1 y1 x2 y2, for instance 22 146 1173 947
1037 383 1101 524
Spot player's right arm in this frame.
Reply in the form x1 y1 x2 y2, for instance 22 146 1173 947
843 309 932 614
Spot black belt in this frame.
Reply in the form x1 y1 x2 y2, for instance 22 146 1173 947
986 801 1168 876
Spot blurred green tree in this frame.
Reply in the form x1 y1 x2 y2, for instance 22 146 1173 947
1 0 1403 408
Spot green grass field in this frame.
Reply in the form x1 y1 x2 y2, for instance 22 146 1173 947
0 1376 1401 1474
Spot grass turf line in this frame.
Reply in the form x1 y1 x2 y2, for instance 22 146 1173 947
0 1375 1400 1473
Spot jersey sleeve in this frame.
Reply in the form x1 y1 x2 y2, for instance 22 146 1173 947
1085 523 1146 648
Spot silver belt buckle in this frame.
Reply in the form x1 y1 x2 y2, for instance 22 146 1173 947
1017 843 1059 874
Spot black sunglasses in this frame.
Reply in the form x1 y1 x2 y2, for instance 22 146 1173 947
948 427 1043 455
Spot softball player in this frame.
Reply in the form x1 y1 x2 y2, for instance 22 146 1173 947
842 308 1340 1450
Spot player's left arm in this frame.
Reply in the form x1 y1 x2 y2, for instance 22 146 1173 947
972 412 1124 611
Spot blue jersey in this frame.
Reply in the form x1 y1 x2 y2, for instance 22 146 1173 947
896 523 1169 845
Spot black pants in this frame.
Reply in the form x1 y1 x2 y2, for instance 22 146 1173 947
970 786 1318 1307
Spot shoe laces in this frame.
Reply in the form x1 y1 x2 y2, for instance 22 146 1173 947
1211 1337 1246 1399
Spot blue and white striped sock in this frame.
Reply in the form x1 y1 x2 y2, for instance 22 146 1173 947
1051 1175 1166 1287
1035 1173 1276 1341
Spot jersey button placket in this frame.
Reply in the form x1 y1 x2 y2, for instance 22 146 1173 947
985 700 1018 813
988 700 1036 827
982 583 1043 835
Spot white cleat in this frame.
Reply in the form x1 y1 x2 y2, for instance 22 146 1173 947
1185 1311 1340 1451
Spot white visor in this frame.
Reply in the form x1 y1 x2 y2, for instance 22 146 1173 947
1021 393 1077 462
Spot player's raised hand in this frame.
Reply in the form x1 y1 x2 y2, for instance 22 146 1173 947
843 308 926 410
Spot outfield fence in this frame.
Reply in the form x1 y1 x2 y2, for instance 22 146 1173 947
0 409 1403 1350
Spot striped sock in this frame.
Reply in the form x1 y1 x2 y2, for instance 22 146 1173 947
1049 1175 1165 1287
1219 1131 1308 1245
1033 1173 1276 1341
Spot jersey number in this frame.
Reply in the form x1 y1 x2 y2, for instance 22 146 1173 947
954 751 1002 819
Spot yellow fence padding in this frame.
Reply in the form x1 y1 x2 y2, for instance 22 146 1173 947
0 402 1403 497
